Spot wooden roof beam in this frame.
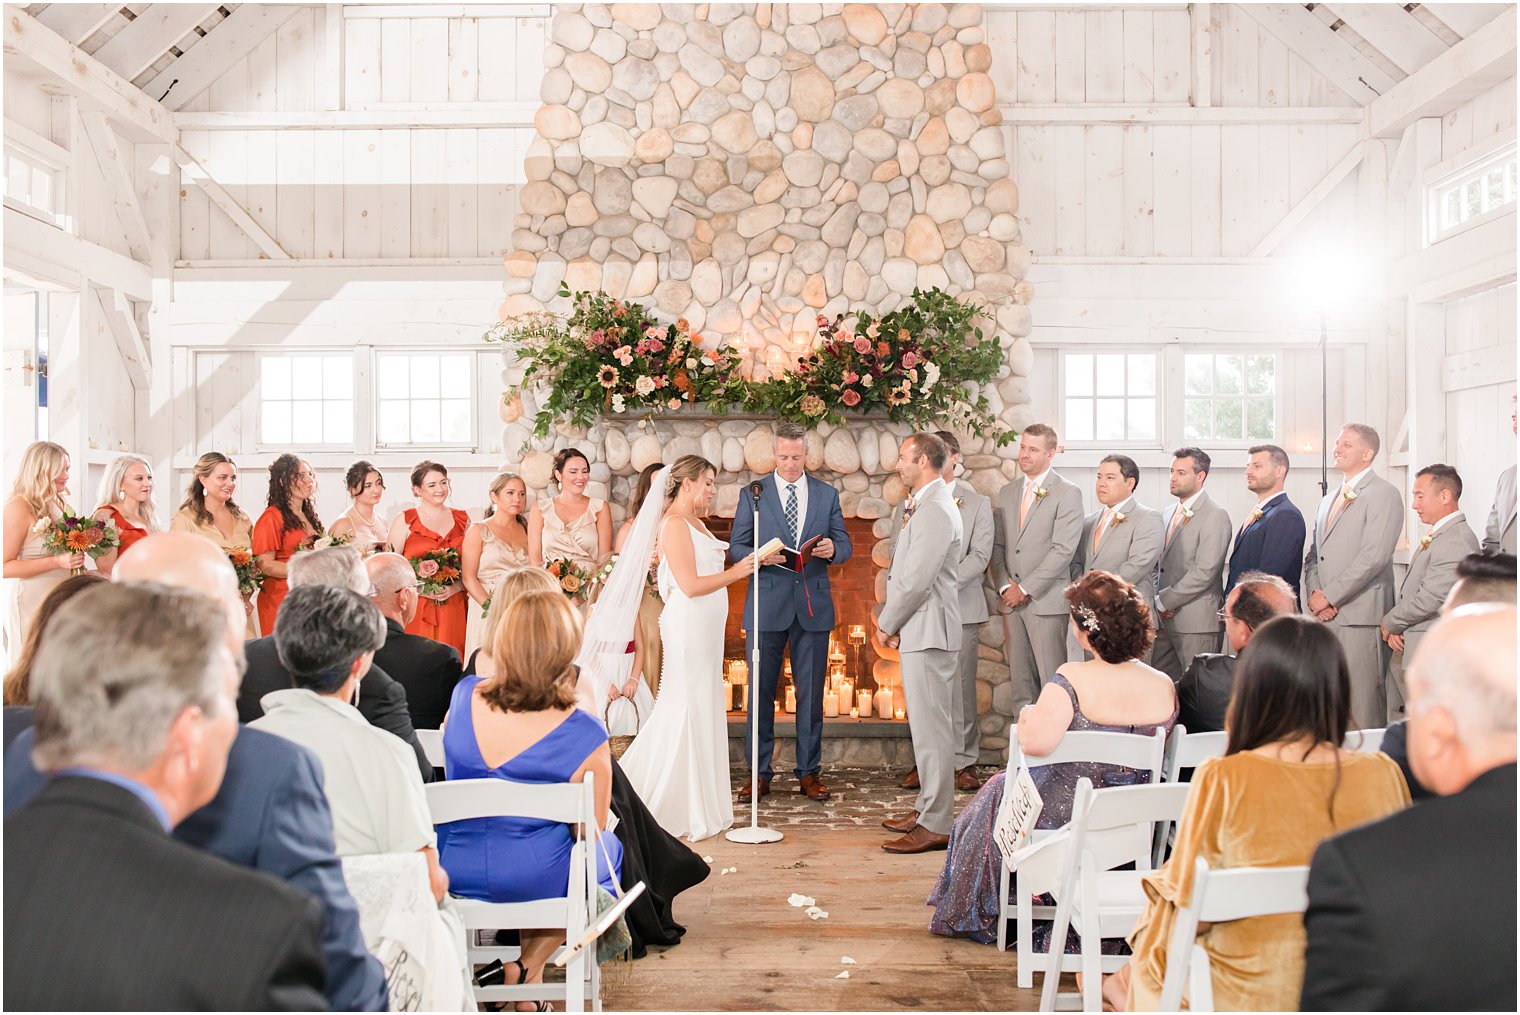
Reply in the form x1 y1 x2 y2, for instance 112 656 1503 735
1367 6 1517 137
89 4 220 83
142 4 302 111
1238 3 1398 104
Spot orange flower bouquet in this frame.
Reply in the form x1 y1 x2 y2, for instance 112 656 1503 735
226 546 265 599
41 509 119 575
411 547 462 597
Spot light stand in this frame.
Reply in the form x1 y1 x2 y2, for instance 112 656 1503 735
727 482 782 844
1319 311 1330 497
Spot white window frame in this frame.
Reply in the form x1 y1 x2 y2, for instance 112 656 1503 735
3 138 69 229
1058 349 1163 450
253 350 362 452
1425 135 1518 246
1177 349 1281 449
372 349 480 452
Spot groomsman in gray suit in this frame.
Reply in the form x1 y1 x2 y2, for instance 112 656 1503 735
1152 448 1233 680
1071 456 1164 658
877 433 962 855
990 424 1084 713
1304 424 1405 728
1483 396 1516 555
1383 464 1480 719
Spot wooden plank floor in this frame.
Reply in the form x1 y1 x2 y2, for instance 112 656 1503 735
601 768 1046 1012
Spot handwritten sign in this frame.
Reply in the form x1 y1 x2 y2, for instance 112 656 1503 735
993 765 1044 860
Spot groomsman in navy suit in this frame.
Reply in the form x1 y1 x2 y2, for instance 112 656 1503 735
1227 444 1306 596
730 422 852 803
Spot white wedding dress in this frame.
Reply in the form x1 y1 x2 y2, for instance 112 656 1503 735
619 519 734 842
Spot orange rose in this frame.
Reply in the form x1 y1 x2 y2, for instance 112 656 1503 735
876 341 890 358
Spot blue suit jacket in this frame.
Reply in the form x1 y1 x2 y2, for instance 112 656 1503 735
5 724 388 1012
729 474 852 632
1226 492 1306 596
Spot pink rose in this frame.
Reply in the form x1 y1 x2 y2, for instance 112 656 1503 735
842 389 862 407
843 370 859 384
902 351 919 368
816 314 829 329
614 345 634 365
853 336 872 354
418 560 440 579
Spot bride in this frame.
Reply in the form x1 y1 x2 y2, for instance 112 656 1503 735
581 455 760 842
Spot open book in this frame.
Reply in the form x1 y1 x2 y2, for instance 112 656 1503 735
756 533 823 573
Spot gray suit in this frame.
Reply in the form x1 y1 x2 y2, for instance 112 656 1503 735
1071 496 1164 661
1384 513 1480 718
1152 491 1232 680
951 481 994 768
1483 465 1516 556
878 479 962 835
990 472 1084 713
1302 471 1404 728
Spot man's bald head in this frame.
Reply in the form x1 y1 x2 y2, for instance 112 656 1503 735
115 532 244 652
365 552 419 625
1406 605 1517 796
1223 572 1297 652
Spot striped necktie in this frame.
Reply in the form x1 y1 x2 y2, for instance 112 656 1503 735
784 482 800 546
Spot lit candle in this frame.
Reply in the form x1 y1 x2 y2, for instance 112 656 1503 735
857 689 873 717
850 707 859 718
823 691 839 718
894 707 906 721
838 679 853 711
848 624 866 645
785 685 797 714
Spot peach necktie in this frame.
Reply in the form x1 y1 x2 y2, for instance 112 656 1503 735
1019 481 1037 526
1166 507 1185 544
1326 485 1350 528
1092 509 1111 552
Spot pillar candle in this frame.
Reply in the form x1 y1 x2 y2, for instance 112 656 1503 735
785 684 797 714
857 689 873 717
838 679 853 711
875 686 894 720
823 692 839 718
895 707 906 721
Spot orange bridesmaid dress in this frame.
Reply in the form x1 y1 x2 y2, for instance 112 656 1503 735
400 507 470 658
252 507 310 637
103 507 149 556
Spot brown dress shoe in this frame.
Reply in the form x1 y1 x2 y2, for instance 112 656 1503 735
881 825 950 854
899 767 920 790
882 809 919 834
799 773 831 801
955 767 982 792
736 777 771 803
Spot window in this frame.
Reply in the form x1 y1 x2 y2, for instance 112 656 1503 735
1429 143 1517 244
1062 352 1158 443
376 352 474 447
3 144 65 224
258 354 354 447
1183 353 1276 442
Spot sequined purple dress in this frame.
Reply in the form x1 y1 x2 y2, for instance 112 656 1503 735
926 674 1178 946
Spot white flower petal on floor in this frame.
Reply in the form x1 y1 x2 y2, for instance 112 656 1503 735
835 971 850 980
805 906 828 920
787 893 815 907
841 957 856 965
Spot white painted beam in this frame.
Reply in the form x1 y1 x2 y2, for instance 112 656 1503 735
79 112 156 265
1191 2 1213 108
3 8 176 145
142 4 302 111
1324 3 1448 75
95 287 150 389
34 3 120 44
1251 143 1367 256
3 117 72 167
3 206 152 299
172 103 541 129
89 4 219 82
1420 2 1508 38
173 144 291 260
1366 7 1518 138
996 104 1364 125
1238 3 1397 103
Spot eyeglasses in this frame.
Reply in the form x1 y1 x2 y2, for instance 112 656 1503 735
1216 608 1234 622
369 580 421 597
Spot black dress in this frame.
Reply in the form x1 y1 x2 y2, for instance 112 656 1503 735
462 651 709 957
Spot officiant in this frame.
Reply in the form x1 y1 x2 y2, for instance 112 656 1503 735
730 422 852 804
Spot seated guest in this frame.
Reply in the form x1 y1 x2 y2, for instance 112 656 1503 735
242 544 432 782
440 591 622 997
466 564 559 678
1445 550 1517 610
3 572 105 745
1105 616 1410 1011
928 571 1177 943
5 532 388 1010
367 551 465 730
1302 606 1516 1010
4 582 327 1010
1175 572 1297 734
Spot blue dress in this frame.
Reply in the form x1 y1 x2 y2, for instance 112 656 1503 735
438 676 623 902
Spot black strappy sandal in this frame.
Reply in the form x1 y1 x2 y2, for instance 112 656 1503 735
476 958 552 1012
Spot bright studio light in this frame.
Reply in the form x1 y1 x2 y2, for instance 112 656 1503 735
1295 243 1367 316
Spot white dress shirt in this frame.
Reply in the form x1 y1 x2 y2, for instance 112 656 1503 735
774 471 809 542
997 467 1053 596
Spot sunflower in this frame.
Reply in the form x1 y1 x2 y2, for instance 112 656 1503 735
597 365 620 388
885 383 912 407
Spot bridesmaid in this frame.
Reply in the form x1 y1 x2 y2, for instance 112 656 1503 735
614 463 665 699
2 442 81 656
252 454 321 637
170 452 258 637
387 460 470 657
461 472 531 661
91 453 159 577
528 448 611 573
329 460 390 556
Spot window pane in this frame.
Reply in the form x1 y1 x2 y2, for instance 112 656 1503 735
1245 355 1275 395
6 155 26 201
1184 398 1211 440
1094 398 1125 441
442 399 472 442
1443 188 1461 228
1215 398 1244 440
412 356 441 399
411 400 441 443
378 399 409 443
323 356 352 399
1246 397 1275 439
1127 398 1156 442
440 354 471 393
1185 355 1212 395
1465 180 1482 218
1066 354 1093 396
31 166 51 211
1065 398 1093 441
262 357 292 400
291 399 322 439
1094 354 1125 397
378 355 409 399
291 360 322 400
1127 355 1155 396
324 401 354 445
262 402 291 444
1214 355 1244 396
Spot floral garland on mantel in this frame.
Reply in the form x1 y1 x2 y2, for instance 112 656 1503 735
484 283 1012 445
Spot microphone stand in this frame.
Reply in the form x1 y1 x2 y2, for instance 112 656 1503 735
727 482 782 844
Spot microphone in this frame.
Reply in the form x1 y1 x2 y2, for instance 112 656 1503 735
748 480 764 503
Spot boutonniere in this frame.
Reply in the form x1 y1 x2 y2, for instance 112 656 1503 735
1180 506 1195 523
954 496 964 508
1248 507 1265 524
1111 511 1128 526
1342 488 1360 505
1034 486 1049 499
1418 532 1435 551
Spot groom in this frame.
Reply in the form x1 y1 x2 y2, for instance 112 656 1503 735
877 433 962 854
730 422 852 803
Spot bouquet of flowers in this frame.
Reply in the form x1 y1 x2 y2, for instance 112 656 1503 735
296 531 355 553
226 546 265 599
545 557 592 600
39 509 119 575
411 547 461 597
646 558 662 603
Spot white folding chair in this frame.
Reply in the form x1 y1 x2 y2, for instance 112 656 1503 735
425 775 603 1013
998 728 1168 989
1038 778 1193 1012
1156 857 1310 1012
1154 726 1228 866
416 728 445 768
1343 727 1386 753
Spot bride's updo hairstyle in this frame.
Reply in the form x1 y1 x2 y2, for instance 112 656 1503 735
665 455 716 500
483 590 581 712
1064 570 1154 664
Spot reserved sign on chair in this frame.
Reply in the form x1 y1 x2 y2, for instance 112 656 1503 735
994 766 1045 862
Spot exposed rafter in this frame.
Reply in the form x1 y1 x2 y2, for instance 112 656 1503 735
89 4 221 83
1325 3 1448 76
1418 2 1508 38
1251 142 1366 256
173 144 291 260
95 287 151 390
1238 4 1398 103
79 112 158 266
1367 6 1518 137
33 3 121 45
142 5 303 110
